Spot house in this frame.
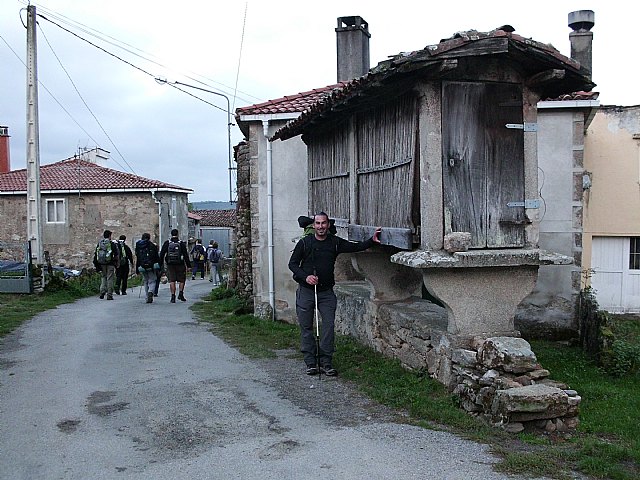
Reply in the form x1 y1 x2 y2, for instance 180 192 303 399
191 209 237 257
235 16 369 320
236 15 599 428
0 147 192 269
582 105 640 312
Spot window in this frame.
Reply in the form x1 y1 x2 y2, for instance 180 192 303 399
630 237 640 270
46 199 65 224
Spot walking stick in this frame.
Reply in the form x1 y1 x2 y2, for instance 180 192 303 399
314 282 322 380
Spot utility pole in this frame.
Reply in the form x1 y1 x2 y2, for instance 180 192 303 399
26 5 43 264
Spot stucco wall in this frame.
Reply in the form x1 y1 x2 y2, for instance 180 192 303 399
250 120 309 323
583 106 640 274
0 191 189 268
515 107 590 338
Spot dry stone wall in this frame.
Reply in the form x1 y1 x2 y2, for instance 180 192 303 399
335 284 581 433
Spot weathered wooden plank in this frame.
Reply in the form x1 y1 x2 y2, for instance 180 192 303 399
484 82 525 248
348 224 413 250
442 81 487 247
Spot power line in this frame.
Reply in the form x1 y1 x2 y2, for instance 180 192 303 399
232 2 249 112
26 2 263 105
0 30 129 172
38 22 137 175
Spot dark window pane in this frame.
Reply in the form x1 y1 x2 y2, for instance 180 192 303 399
630 237 640 270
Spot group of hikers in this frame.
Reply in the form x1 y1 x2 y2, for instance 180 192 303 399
93 229 224 303
93 210 380 379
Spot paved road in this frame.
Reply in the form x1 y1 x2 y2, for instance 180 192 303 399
1 279 535 479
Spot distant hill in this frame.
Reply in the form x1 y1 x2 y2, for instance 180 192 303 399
191 201 235 210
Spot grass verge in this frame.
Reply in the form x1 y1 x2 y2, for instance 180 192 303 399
0 272 139 337
193 290 640 480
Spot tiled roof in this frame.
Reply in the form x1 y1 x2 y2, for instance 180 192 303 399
0 158 192 193
235 84 347 116
193 209 236 227
544 90 600 101
273 28 595 141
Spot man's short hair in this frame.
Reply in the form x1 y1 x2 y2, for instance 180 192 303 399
313 211 329 221
171 228 179 237
141 233 151 240
103 230 112 238
119 235 126 241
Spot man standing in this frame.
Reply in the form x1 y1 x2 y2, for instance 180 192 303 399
114 234 134 295
288 212 381 376
135 233 160 304
208 241 224 285
93 229 120 300
159 228 191 303
190 239 206 280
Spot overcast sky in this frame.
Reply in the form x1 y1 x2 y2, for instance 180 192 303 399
1 0 637 203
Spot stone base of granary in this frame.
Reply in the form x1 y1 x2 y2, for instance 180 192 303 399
334 283 581 433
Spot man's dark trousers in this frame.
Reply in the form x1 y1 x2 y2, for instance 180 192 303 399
115 264 130 294
296 286 337 367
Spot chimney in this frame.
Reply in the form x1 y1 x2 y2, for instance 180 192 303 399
336 16 370 82
0 126 10 173
568 10 595 80
79 147 110 166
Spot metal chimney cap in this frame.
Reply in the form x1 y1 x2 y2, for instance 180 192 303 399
568 10 594 32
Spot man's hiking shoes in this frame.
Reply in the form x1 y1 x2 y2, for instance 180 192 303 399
306 365 338 376
170 294 176 303
321 366 338 376
99 293 105 299
146 293 153 303
178 292 186 302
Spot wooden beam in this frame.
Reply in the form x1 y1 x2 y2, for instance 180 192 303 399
348 224 413 250
526 69 565 87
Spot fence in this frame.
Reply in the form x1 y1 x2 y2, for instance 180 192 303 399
0 241 33 294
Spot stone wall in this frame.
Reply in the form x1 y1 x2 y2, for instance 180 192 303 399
0 192 168 269
335 283 581 432
234 141 253 300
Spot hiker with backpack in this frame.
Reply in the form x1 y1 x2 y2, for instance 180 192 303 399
288 212 381 376
135 232 160 304
208 241 224 285
93 229 121 300
159 228 191 303
114 235 134 295
190 239 207 280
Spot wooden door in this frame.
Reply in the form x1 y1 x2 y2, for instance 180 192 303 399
442 81 525 248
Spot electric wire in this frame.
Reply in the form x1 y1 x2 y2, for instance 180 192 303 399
0 31 124 170
38 22 137 175
34 12 252 113
232 2 249 113
25 1 262 105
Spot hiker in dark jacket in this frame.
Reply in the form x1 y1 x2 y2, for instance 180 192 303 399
159 228 191 303
114 235 134 295
288 212 381 376
189 239 207 280
135 233 160 304
93 229 120 300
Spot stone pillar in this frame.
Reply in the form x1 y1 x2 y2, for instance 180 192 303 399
422 266 538 336
351 250 423 302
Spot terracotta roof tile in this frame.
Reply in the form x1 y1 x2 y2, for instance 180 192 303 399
235 84 347 116
193 209 236 227
0 158 191 193
273 28 595 141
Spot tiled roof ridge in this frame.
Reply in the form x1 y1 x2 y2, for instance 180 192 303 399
235 83 348 116
0 157 191 192
272 27 594 141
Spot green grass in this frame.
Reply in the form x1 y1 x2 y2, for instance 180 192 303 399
3 285 639 479
192 291 640 480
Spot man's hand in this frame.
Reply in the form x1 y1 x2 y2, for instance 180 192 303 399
306 275 319 286
373 227 382 243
